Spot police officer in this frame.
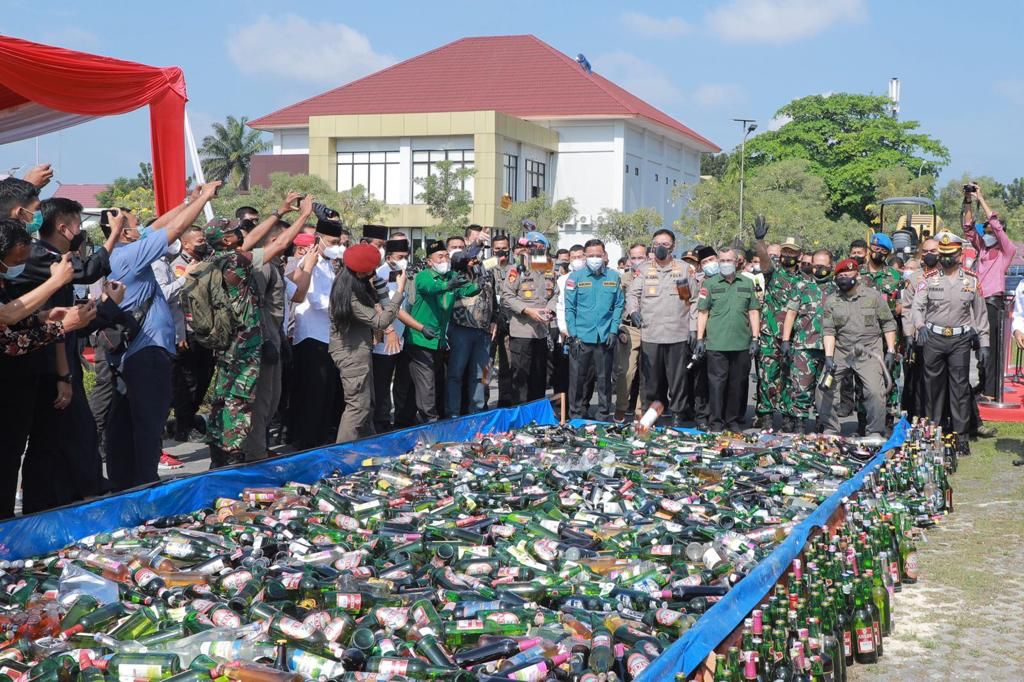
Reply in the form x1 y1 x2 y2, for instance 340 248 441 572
565 239 624 420
780 249 834 433
500 230 554 403
625 229 697 426
910 233 989 446
753 217 803 429
489 233 515 406
900 238 939 418
613 243 648 421
819 259 897 439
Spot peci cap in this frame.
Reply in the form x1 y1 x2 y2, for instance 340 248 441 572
385 238 410 254
316 218 344 238
695 246 717 262
343 243 381 274
362 224 389 241
425 239 446 256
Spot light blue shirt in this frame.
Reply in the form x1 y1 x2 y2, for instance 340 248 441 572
108 229 175 360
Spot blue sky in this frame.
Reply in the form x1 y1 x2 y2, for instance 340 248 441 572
3 0 1022 193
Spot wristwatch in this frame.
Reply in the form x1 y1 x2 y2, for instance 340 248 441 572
57 373 72 384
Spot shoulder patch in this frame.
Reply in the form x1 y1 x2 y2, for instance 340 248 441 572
508 268 519 284
173 264 187 278
698 287 709 298
564 278 575 290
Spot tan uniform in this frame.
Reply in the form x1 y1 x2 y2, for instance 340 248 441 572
615 268 644 415
625 260 698 344
500 268 551 339
910 269 989 347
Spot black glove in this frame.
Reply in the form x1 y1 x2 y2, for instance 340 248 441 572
618 329 629 345
692 339 706 361
312 201 339 222
749 338 760 357
969 328 981 351
823 357 836 373
446 275 468 291
978 346 990 370
420 325 438 340
884 350 896 373
753 214 769 241
916 327 931 346
780 340 792 358
605 334 617 350
372 276 390 302
688 332 697 348
630 312 643 328
261 340 280 366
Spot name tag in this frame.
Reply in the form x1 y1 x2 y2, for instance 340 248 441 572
603 281 617 287
578 281 592 288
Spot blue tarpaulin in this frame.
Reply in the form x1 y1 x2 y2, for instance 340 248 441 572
0 399 558 561
637 418 909 681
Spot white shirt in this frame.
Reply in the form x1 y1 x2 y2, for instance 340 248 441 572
1012 280 1024 336
372 262 406 356
555 272 570 337
292 256 339 345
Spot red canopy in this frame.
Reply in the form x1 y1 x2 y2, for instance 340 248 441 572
0 35 187 213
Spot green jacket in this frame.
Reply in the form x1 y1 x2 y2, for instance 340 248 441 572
405 268 480 350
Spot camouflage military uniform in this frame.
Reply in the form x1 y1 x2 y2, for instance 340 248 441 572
784 276 835 420
207 248 264 461
756 267 802 417
858 265 905 418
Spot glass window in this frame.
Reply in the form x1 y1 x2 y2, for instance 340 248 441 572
411 148 475 204
503 154 518 201
337 149 400 202
525 159 546 199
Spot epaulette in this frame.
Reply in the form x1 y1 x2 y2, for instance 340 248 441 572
923 268 941 278
962 268 978 278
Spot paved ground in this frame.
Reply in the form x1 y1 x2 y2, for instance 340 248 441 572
848 423 1024 682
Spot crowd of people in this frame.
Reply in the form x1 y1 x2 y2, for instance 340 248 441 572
0 166 1020 519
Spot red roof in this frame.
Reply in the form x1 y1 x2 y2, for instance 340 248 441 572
52 183 108 208
250 35 718 151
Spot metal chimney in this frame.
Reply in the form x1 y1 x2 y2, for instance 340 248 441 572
888 77 901 118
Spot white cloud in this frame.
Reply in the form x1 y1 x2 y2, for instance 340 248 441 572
621 12 692 37
41 26 100 51
994 80 1024 107
706 0 866 44
227 15 395 84
693 84 744 108
767 114 792 131
594 51 684 108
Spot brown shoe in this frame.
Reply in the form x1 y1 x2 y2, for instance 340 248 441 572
614 411 626 422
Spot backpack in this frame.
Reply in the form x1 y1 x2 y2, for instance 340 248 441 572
180 258 236 351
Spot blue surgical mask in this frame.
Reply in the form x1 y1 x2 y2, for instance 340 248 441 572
902 270 916 280
702 261 720 277
24 210 42 233
0 260 25 280
586 257 604 272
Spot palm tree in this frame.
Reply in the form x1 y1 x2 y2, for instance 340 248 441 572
199 116 270 191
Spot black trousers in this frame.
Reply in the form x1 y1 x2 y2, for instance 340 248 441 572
901 344 928 418
548 327 570 395
923 333 973 434
493 328 514 407
88 347 116 451
510 337 548 403
406 344 441 423
983 296 1005 396
290 338 342 449
171 334 215 437
107 348 173 493
707 349 751 431
641 341 690 417
372 353 399 430
569 341 615 420
392 350 416 429
0 371 40 518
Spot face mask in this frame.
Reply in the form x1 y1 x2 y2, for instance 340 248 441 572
702 261 720 277
813 266 832 281
0 260 25 280
939 255 959 269
719 262 736 277
653 245 671 261
68 231 86 252
586 257 604 272
922 253 939 269
800 263 813 275
751 265 761 274
432 261 451 275
780 255 798 269
770 255 780 266
23 210 43 233
852 255 865 265
166 239 181 257
902 269 916 281
870 252 887 265
982 233 998 248
570 258 585 272
493 250 509 260
836 277 856 292
392 258 408 272
323 244 345 260
193 243 212 260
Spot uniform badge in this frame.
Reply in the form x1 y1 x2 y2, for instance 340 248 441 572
578 281 592 288
565 278 575 290
523 290 533 299
508 269 519 284
646 287 658 296
174 264 187 278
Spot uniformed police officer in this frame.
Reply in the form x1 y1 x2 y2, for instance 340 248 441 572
489 233 514 407
500 230 555 403
614 243 648 421
818 259 897 439
900 238 939 418
910 232 989 444
625 229 697 426
565 239 624 420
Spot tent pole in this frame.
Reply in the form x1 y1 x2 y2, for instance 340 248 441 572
184 109 214 222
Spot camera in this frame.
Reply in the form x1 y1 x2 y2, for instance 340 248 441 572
313 201 340 222
451 248 483 278
963 183 978 194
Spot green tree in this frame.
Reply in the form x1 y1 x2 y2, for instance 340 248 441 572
700 152 731 180
212 172 389 228
200 115 270 191
414 159 476 237
96 162 155 207
503 192 576 244
738 93 949 223
935 174 1024 241
595 207 662 249
1005 177 1024 210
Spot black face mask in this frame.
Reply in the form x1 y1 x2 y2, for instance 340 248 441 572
68 231 86 252
939 255 960 269
813 266 832 280
493 250 509 259
780 255 798 269
653 245 671 261
870 252 887 265
192 243 212 260
852 255 866 265
800 263 813 275
922 253 939 269
836 277 856 292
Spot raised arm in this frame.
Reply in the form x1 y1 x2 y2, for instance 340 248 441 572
160 181 223 244
241 191 303 253
261 195 313 263
0 254 75 326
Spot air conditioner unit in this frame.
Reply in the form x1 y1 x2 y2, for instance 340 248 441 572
577 214 591 226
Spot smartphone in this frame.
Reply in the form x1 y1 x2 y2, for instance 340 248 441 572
388 270 400 282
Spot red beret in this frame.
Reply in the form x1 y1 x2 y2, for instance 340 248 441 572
343 243 380 274
293 233 315 247
835 258 859 275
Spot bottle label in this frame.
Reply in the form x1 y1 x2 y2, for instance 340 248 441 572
376 659 408 676
660 498 683 513
332 513 360 530
873 621 881 646
219 570 252 594
655 608 684 626
164 541 193 558
375 607 409 630
649 545 673 556
856 627 875 653
532 539 560 562
133 568 158 589
279 616 316 639
210 608 241 628
843 631 852 657
592 634 611 649
627 653 650 675
335 593 363 612
116 664 165 678
456 618 484 631
281 573 302 590
485 611 521 625
324 617 349 642
335 551 364 570
904 552 919 580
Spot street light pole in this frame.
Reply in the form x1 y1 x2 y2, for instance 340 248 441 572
733 118 757 232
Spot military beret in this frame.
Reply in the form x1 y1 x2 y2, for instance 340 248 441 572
835 258 859 275
343 243 381 274
870 232 894 252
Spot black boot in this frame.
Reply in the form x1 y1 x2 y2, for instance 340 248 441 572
780 415 796 433
208 445 227 470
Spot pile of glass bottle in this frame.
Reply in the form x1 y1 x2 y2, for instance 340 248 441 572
0 419 957 682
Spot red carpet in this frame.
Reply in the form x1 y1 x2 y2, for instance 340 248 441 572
979 380 1024 422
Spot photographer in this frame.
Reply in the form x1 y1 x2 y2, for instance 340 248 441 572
404 239 477 423
962 182 1016 399
500 230 555 403
446 244 498 417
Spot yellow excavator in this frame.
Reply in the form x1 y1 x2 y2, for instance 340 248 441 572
877 197 944 256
